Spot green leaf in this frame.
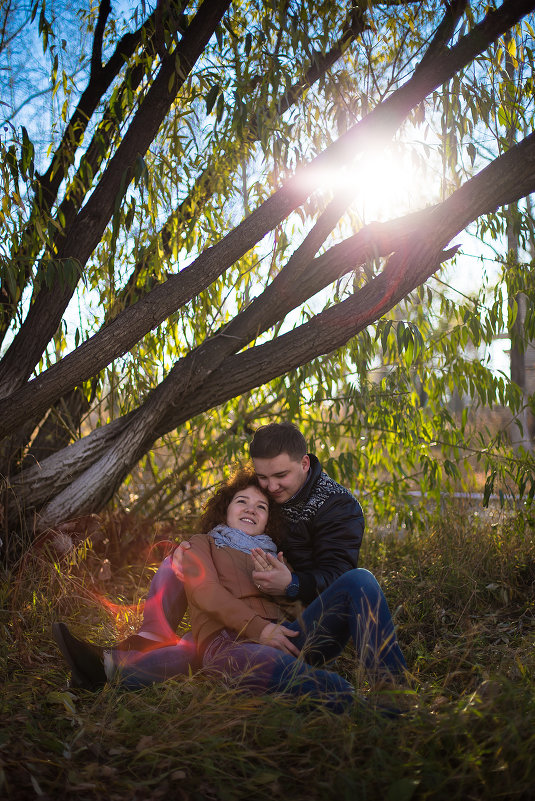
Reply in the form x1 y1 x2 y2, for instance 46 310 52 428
466 142 476 166
380 320 393 353
46 690 77 716
508 298 518 329
483 471 496 507
20 126 35 176
134 155 149 190
4 264 18 301
216 92 225 123
205 84 220 115
396 321 407 353
45 260 56 289
444 459 460 479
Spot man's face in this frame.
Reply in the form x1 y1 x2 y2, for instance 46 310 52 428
252 453 310 504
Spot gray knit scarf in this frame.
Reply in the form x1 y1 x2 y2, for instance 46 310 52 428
208 524 278 556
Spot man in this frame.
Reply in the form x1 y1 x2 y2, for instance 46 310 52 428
249 422 363 603
53 423 365 689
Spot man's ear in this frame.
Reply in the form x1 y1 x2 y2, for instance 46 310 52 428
301 454 310 472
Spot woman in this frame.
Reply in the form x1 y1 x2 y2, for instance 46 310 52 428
181 468 406 713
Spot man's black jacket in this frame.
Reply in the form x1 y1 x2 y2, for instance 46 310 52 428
280 454 364 604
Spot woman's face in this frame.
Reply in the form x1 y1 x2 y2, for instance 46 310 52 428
226 485 269 537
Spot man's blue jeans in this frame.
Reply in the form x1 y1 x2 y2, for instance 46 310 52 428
202 569 406 713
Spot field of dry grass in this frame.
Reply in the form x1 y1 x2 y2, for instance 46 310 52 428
2 508 535 800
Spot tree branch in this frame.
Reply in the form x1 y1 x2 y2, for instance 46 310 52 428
25 241 457 528
0 0 232 397
112 5 370 314
413 0 468 76
91 0 111 78
1 0 531 424
38 4 165 205
0 3 163 337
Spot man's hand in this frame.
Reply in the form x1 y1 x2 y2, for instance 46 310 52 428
258 622 300 656
252 548 292 595
171 541 191 580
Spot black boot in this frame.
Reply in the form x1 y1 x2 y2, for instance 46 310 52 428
52 622 107 690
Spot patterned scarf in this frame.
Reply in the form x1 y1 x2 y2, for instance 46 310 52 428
208 524 278 556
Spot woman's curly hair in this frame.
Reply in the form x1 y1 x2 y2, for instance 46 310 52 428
197 467 282 544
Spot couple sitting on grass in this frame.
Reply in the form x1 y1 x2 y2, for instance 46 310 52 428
53 423 407 714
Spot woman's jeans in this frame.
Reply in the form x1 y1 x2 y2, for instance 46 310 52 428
113 559 406 707
202 569 406 713
110 555 195 689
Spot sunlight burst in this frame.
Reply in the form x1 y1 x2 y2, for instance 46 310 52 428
303 143 435 223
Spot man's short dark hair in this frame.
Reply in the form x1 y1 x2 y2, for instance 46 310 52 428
249 423 307 461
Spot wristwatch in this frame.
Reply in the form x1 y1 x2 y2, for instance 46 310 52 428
285 573 300 599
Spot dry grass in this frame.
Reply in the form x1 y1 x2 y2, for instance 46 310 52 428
2 509 535 800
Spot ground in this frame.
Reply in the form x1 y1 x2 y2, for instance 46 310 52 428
2 506 535 800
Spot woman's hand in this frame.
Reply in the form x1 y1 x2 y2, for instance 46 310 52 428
252 548 292 595
171 541 191 580
251 547 275 572
258 622 300 656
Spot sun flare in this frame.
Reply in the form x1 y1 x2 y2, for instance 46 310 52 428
305 143 435 223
